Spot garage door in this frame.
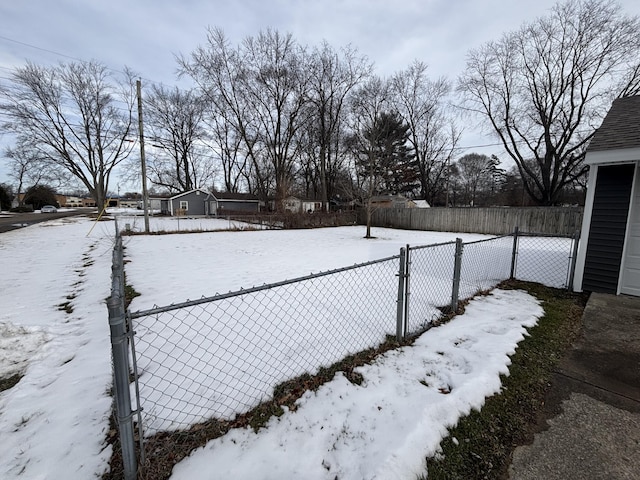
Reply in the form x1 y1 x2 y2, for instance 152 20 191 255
621 166 640 296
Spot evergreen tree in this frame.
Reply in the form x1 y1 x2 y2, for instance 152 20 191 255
356 111 418 196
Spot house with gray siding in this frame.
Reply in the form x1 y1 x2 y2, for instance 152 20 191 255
161 189 208 216
160 189 260 216
574 95 640 297
206 191 260 215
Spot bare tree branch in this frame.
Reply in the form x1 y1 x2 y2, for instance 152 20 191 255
458 0 640 204
0 61 136 208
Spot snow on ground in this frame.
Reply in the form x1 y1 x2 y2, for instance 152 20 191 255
170 289 543 480
113 210 267 234
124 226 515 435
0 216 117 480
123 224 492 311
0 213 552 479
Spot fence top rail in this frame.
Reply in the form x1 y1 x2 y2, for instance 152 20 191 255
518 231 578 239
408 239 458 252
128 253 401 319
462 234 512 246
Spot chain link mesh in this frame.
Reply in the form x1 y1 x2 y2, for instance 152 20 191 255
125 230 577 439
513 233 577 288
459 236 513 298
405 242 457 334
131 257 399 435
406 236 515 335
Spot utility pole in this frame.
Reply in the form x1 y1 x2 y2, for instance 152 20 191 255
137 79 150 233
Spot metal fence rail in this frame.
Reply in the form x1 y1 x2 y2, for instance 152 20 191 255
107 226 580 475
130 256 400 435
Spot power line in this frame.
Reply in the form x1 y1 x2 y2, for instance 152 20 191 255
0 33 174 90
0 34 86 63
0 34 603 162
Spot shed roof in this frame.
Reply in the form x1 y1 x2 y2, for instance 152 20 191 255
588 95 640 152
211 191 259 201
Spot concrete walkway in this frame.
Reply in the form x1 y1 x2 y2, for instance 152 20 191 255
509 292 640 479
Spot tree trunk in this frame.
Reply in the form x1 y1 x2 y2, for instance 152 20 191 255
365 200 373 238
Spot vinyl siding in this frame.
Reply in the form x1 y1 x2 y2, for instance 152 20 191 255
582 164 635 293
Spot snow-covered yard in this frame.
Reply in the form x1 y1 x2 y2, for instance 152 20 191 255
0 216 117 479
1 213 561 479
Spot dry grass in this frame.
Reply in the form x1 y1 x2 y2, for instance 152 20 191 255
0 373 22 393
422 280 588 480
104 336 412 480
104 280 586 479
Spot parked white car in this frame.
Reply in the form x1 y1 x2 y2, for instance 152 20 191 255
41 205 58 213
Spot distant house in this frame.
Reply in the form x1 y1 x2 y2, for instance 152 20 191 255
118 198 140 209
145 196 168 212
207 191 260 215
573 95 640 297
55 195 66 207
161 189 208 216
159 189 260 216
280 196 323 213
369 194 414 209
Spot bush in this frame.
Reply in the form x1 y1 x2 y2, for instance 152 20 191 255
23 184 58 210
9 205 34 213
0 183 13 211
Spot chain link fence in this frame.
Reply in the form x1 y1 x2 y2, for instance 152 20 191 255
512 229 580 289
107 227 579 476
130 257 400 436
403 241 458 334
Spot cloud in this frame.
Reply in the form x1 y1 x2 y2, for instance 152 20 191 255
1 0 640 184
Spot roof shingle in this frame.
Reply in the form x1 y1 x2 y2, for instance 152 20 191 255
588 95 640 152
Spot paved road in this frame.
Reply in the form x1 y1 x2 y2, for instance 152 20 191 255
0 209 94 233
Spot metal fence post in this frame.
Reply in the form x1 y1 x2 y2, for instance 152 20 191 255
403 244 411 339
108 235 137 480
567 230 580 291
450 238 463 313
396 247 407 341
510 226 519 279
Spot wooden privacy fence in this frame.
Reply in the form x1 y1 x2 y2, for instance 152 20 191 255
365 206 584 236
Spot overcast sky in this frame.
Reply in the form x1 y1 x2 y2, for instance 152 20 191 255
1 0 640 190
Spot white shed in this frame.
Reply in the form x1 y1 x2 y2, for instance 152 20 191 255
573 95 640 296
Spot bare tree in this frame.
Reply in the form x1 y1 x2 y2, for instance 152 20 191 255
5 140 60 205
458 0 640 205
179 28 311 206
204 105 249 193
349 76 391 238
619 61 640 97
392 61 461 205
452 153 503 206
306 42 372 209
0 61 136 209
144 84 213 192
